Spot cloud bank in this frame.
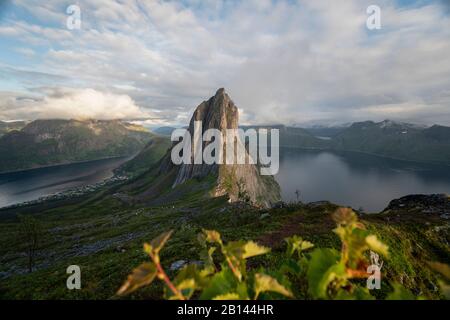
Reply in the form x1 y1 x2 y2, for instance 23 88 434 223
0 0 449 126
0 88 152 120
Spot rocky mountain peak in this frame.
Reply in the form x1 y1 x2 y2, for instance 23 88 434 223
188 88 238 133
160 88 280 208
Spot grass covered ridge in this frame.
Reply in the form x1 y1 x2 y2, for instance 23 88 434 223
0 186 448 299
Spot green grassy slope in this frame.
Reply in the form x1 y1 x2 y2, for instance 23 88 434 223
116 135 171 177
0 181 448 299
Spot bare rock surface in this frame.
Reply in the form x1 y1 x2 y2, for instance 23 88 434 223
383 194 450 215
160 88 280 208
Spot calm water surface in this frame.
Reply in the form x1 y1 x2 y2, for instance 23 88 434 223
275 148 450 212
1 150 449 212
0 157 130 208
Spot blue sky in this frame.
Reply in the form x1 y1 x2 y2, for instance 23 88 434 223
0 0 449 126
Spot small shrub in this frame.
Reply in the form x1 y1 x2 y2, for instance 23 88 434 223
117 208 419 300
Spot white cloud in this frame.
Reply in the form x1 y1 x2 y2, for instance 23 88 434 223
0 88 154 121
1 0 450 126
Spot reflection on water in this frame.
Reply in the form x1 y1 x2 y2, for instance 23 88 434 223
1 149 449 212
0 157 130 208
275 148 450 212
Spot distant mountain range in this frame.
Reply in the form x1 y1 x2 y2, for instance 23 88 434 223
218 120 450 165
151 126 178 136
0 118 448 174
300 125 350 138
328 120 450 164
0 119 156 173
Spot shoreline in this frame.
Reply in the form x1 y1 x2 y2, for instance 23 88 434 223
0 172 129 211
0 154 136 175
279 145 450 167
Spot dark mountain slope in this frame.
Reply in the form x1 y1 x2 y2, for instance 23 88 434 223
0 120 27 136
242 125 329 149
116 135 171 177
0 119 154 172
332 120 450 164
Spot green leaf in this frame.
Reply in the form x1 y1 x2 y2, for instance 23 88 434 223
254 273 293 299
221 241 247 281
279 258 302 275
150 230 173 254
117 262 157 296
285 235 314 257
301 241 314 252
236 282 250 300
221 240 270 280
242 241 271 259
167 264 205 300
200 247 217 277
213 293 241 300
347 228 368 261
307 248 344 299
200 267 237 300
365 235 389 257
220 240 269 281
173 279 196 300
203 229 223 245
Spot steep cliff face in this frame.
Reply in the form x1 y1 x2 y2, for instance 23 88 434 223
160 88 280 208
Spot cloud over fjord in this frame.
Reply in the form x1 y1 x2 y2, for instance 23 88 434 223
0 88 153 121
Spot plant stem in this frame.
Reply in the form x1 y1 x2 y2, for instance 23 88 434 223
151 254 185 300
225 256 241 281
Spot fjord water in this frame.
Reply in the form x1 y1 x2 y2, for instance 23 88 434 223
0 157 130 208
276 148 450 212
1 149 449 212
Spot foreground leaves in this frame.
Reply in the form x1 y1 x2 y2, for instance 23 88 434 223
115 208 439 300
254 273 293 299
117 262 157 296
307 248 343 299
117 230 185 299
427 261 450 299
285 235 314 258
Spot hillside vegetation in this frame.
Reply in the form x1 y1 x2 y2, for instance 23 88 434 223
0 183 448 299
0 118 448 299
117 135 171 177
247 120 450 165
0 119 156 173
331 121 450 164
117 207 448 300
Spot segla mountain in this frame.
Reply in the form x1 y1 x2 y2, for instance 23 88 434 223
160 88 280 208
125 89 280 208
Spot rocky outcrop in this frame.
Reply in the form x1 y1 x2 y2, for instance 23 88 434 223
160 88 280 208
383 194 450 216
